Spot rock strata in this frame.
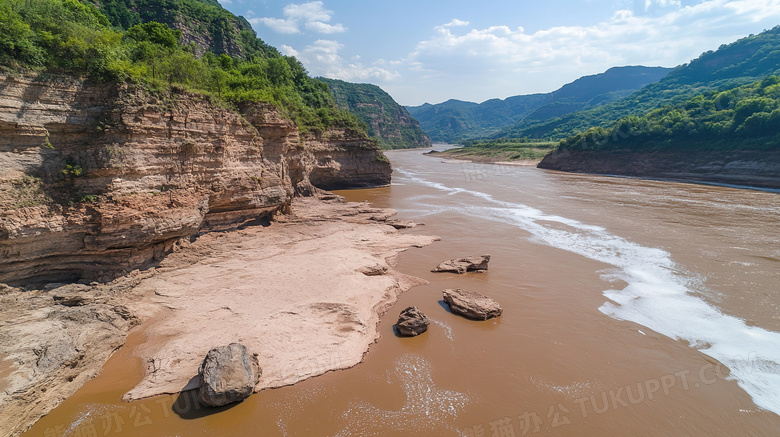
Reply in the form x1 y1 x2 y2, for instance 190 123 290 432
432 255 491 274
0 74 391 285
396 306 430 336
442 288 502 320
198 343 261 407
538 150 780 189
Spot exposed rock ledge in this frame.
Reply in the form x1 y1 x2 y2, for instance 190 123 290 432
0 74 391 286
538 149 780 189
0 197 438 436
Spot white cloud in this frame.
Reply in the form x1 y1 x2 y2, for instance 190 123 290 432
401 0 780 103
280 45 299 57
305 21 347 34
438 19 470 28
290 40 400 82
645 0 681 10
254 1 347 35
253 17 300 34
283 2 331 22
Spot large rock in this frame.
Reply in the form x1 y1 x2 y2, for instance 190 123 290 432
396 306 430 336
198 343 261 407
442 288 502 320
431 255 491 274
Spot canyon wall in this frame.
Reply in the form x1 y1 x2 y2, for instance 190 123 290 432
538 149 780 189
0 74 391 285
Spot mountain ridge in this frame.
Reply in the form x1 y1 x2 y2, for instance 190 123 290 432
501 26 780 140
319 78 431 149
407 65 671 143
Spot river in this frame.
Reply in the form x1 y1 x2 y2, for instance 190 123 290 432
24 147 780 436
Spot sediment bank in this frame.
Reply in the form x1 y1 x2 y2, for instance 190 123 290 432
0 196 436 436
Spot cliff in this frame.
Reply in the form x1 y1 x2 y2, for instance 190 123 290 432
92 0 273 58
538 149 780 189
0 74 390 285
319 78 432 149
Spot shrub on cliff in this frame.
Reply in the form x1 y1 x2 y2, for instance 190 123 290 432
0 0 363 134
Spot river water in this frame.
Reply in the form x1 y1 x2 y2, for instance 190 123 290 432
25 147 780 436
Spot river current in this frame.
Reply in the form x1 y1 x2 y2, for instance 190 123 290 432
25 147 780 436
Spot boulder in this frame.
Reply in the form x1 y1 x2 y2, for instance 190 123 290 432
386 219 419 229
198 343 261 407
51 284 95 307
442 289 502 320
357 263 388 276
396 306 430 336
431 255 490 274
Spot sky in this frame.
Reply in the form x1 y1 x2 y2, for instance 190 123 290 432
216 0 780 106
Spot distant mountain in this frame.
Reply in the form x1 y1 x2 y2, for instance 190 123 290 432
502 26 780 140
407 66 671 143
521 66 672 124
538 75 780 189
406 95 550 143
319 78 431 149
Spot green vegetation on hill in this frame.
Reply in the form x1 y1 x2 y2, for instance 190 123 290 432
519 66 671 125
319 78 431 149
500 26 780 140
406 95 550 143
0 0 363 133
407 66 670 143
558 76 780 152
92 0 277 59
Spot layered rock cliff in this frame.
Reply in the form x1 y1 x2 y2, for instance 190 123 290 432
0 74 390 285
538 149 780 189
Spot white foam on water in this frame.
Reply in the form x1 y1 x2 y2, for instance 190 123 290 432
431 319 454 342
397 169 780 416
63 403 124 437
335 354 468 436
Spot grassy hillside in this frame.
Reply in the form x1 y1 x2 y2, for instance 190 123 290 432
407 66 670 143
501 26 780 140
558 76 780 152
0 0 364 133
429 139 557 162
319 78 431 149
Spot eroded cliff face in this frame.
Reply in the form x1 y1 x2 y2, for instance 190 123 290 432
538 149 780 189
0 74 390 285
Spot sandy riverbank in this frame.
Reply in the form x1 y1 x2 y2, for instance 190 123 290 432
424 150 541 166
0 196 437 436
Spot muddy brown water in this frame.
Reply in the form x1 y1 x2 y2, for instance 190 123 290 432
24 148 780 436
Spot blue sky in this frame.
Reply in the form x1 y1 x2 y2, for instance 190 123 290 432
217 0 780 106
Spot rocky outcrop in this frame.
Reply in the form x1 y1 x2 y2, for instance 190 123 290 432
442 289 502 320
198 343 261 407
432 255 491 274
396 306 430 336
0 74 391 285
0 279 143 437
304 130 392 190
538 150 780 189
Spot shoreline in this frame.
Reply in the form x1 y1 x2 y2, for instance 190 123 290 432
423 149 780 191
423 149 542 167
1 195 437 436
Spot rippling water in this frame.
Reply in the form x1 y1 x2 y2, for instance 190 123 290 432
25 147 780 436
